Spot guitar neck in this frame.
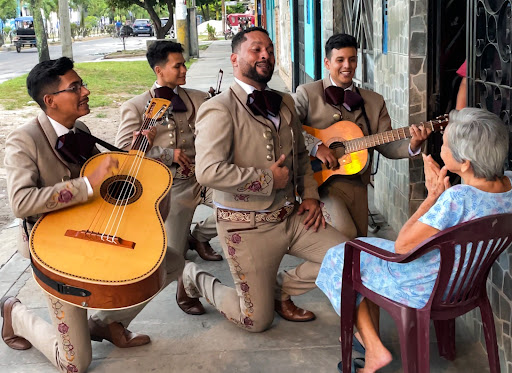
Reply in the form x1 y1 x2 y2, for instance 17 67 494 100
343 121 434 153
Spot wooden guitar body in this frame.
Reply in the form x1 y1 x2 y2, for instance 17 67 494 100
303 121 369 186
30 151 172 310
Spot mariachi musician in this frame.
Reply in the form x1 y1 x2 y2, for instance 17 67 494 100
1 57 176 373
294 33 430 239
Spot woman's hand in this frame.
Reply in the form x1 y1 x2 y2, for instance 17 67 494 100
423 153 451 201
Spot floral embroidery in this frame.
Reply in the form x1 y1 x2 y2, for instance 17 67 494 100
51 299 76 365
46 181 80 210
223 232 254 329
175 164 195 179
237 170 272 193
58 322 69 334
234 194 250 202
320 202 332 223
303 132 318 153
159 148 173 164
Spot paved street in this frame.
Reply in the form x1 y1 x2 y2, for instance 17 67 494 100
0 40 491 372
0 35 155 83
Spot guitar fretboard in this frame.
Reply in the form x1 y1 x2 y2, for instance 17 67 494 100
342 121 436 154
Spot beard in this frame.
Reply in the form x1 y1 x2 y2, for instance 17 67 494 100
242 60 274 84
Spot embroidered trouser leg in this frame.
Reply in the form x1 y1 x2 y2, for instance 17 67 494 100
190 187 217 243
319 179 369 238
11 293 91 373
184 211 344 333
165 177 217 257
91 250 184 327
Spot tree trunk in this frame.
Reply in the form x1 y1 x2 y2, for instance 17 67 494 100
200 5 206 21
59 0 73 58
30 0 50 61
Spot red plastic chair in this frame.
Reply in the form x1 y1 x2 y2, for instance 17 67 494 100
340 213 512 373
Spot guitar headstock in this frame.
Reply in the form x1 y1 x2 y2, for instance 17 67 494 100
428 114 449 133
144 98 171 121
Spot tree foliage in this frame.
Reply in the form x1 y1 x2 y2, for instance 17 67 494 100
0 0 17 22
107 0 174 39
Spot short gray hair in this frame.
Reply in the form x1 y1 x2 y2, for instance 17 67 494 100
446 108 508 180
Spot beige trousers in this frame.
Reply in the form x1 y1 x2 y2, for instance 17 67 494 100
319 179 369 239
183 209 346 333
10 251 184 373
12 294 92 373
165 176 217 257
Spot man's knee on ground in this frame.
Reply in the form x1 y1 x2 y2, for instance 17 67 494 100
239 312 274 333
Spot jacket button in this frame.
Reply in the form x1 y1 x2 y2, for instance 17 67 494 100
264 132 272 139
168 124 176 130
333 113 341 121
170 141 175 146
169 133 174 138
266 155 272 161
61 176 70 182
266 144 273 151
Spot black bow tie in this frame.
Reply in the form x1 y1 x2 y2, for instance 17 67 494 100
55 130 96 166
154 86 187 112
324 86 364 111
246 89 282 118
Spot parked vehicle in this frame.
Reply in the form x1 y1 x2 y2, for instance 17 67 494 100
133 19 154 37
13 16 36 53
226 13 255 34
160 18 176 38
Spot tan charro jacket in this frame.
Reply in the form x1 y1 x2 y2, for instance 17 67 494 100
115 83 208 178
194 82 319 211
5 112 92 257
294 76 410 184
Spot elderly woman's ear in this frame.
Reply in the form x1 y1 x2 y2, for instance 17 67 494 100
460 159 471 174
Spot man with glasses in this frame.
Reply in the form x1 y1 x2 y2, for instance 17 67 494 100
1 57 173 373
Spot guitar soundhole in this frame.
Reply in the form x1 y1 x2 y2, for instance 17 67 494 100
100 175 143 206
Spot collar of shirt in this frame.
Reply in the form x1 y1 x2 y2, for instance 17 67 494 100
329 75 354 92
234 77 270 94
154 82 178 95
47 115 73 137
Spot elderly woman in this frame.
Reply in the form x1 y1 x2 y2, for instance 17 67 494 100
316 108 512 373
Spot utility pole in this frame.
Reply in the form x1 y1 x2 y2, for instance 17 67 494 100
176 0 189 60
221 0 225 34
58 0 72 58
187 0 199 58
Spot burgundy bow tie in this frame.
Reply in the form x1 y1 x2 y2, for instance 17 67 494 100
324 86 364 111
246 89 283 118
55 130 96 166
154 86 187 112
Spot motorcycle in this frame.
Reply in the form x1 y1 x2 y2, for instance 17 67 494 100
224 26 234 40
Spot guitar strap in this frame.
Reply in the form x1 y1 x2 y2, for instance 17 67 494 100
355 86 372 136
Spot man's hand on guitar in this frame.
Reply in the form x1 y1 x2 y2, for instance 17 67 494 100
316 144 339 169
88 155 119 188
174 149 192 169
131 127 157 151
409 124 432 153
270 154 290 190
297 198 326 232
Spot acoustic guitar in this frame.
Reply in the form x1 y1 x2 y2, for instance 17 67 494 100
30 98 173 310
303 115 449 186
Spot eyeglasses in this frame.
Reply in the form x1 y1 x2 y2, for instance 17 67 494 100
50 82 88 95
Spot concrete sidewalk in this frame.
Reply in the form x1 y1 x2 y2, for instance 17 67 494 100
0 39 490 373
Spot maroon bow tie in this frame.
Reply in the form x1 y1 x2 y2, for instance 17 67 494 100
154 86 187 112
324 86 364 111
55 130 96 166
246 89 283 118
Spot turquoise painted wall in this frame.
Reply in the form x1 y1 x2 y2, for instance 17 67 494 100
266 0 275 42
304 0 315 79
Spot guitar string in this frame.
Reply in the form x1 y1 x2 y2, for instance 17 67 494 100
101 109 165 243
87 113 155 237
100 115 158 242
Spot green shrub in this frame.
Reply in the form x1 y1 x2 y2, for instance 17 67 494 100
206 24 216 40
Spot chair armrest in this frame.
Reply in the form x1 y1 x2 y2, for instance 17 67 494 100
346 239 437 263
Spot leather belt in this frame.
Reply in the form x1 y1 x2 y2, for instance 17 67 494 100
217 204 295 224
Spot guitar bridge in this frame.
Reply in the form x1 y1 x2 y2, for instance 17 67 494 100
65 230 135 249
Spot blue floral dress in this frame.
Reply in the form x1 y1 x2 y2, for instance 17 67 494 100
316 172 512 313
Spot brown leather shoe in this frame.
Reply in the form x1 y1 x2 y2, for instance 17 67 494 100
88 318 150 348
274 299 316 322
188 235 223 261
1 297 32 350
176 275 205 315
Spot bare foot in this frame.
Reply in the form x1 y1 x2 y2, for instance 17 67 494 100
357 345 392 373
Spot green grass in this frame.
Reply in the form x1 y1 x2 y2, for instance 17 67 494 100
0 60 195 110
